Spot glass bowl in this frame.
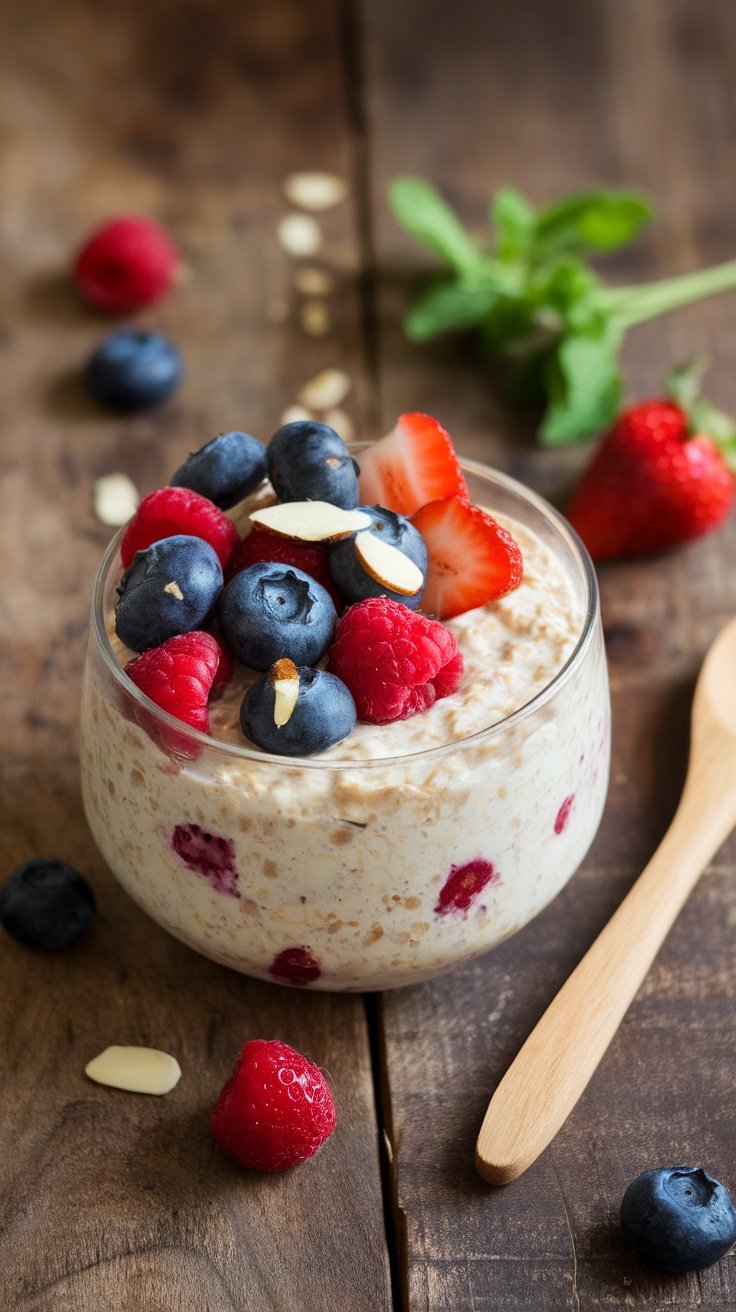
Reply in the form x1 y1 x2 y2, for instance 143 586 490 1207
80 459 610 990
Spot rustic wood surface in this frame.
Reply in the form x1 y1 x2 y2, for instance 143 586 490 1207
1 0 735 1309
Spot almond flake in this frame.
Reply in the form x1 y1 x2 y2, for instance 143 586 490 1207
93 473 140 527
164 581 184 600
250 501 371 543
300 299 331 337
283 171 347 211
294 266 336 296
324 408 354 442
277 213 322 258
355 530 424 596
280 404 313 426
298 369 351 411
85 1045 181 1096
269 658 299 727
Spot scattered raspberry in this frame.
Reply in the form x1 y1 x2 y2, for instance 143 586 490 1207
327 596 463 724
435 859 498 916
74 216 179 311
269 946 321 986
554 795 575 835
120 486 239 572
125 630 219 758
172 823 239 897
230 524 342 606
211 1039 336 1172
209 633 236 700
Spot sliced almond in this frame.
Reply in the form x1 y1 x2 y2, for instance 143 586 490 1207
250 501 371 543
85 1045 181 1096
269 657 299 727
164 581 184 600
280 404 313 426
354 530 424 596
283 171 347 211
277 213 322 258
298 369 351 411
294 266 336 296
324 407 354 443
300 299 331 337
93 473 139 526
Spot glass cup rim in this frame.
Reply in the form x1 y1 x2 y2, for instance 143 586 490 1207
89 458 600 772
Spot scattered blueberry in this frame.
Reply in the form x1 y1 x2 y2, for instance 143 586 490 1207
115 534 223 651
217 562 337 670
266 420 360 508
170 431 267 509
620 1166 736 1274
329 504 428 608
241 662 356 755
0 859 96 950
86 329 182 412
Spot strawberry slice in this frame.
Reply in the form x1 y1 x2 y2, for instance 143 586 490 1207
412 496 523 619
358 413 468 516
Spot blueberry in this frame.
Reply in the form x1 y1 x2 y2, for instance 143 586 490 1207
218 562 336 671
241 661 356 756
620 1166 736 1274
116 534 223 651
0 859 95 950
170 431 267 509
329 503 428 608
86 329 182 412
266 421 360 508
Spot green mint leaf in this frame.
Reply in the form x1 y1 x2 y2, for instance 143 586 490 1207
535 190 653 258
491 187 536 260
540 326 623 444
389 177 483 275
404 277 501 341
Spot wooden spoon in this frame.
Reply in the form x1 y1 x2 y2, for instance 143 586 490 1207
476 616 736 1186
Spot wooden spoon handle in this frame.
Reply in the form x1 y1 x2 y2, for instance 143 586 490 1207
476 777 734 1186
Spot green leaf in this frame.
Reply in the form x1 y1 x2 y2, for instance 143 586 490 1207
389 177 483 275
540 327 623 444
664 359 706 412
404 277 500 341
491 187 535 260
535 190 653 258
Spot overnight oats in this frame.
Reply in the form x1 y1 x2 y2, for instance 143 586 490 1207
81 414 610 990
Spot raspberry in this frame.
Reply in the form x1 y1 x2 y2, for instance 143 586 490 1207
211 1039 336 1172
74 216 178 311
125 631 219 758
231 524 342 607
172 823 239 898
327 596 463 724
209 633 236 700
269 946 321 986
434 858 498 916
121 486 239 572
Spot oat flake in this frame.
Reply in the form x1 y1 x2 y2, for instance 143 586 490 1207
93 473 139 526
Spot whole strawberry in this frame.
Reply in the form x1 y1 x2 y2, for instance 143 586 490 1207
567 367 735 560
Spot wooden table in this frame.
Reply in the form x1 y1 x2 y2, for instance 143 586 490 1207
2 2 735 1308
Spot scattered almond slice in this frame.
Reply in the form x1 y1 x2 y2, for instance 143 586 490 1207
277 213 322 258
250 501 371 543
324 407 354 442
294 266 336 296
85 1045 181 1096
280 404 313 426
298 368 351 411
300 299 331 337
354 530 424 596
269 657 299 727
283 171 347 211
93 473 139 526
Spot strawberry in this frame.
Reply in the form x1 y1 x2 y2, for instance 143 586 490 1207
357 412 468 516
567 388 735 560
411 496 523 620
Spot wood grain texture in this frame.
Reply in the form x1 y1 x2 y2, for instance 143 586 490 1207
363 0 736 1306
0 2 391 1309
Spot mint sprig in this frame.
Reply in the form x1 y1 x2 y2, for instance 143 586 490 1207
390 177 736 445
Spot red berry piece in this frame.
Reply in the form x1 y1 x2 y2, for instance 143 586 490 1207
554 794 575 834
434 858 498 916
357 412 468 516
171 823 239 898
121 486 239 572
74 216 179 311
269 946 321 986
211 1039 336 1172
327 596 463 724
125 630 219 759
412 495 523 620
230 524 342 607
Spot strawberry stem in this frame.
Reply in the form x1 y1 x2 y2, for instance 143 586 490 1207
602 258 736 328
